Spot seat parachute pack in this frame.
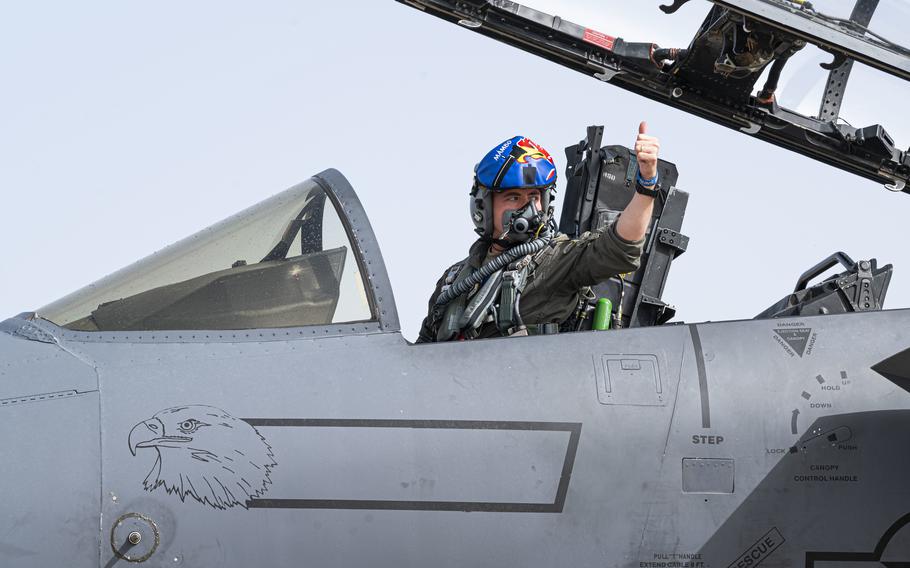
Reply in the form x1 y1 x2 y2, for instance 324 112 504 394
559 126 689 329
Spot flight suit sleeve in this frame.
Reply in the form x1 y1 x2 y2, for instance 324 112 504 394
534 223 645 293
415 271 448 344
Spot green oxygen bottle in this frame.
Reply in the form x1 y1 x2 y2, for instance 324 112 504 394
592 298 613 331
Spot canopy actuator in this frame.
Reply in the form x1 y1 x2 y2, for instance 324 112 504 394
755 252 893 319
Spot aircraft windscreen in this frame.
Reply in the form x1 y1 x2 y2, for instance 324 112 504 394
38 179 373 331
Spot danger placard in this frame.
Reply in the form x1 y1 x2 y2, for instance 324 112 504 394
583 28 616 51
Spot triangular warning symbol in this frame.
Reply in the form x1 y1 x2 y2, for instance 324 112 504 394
774 328 812 357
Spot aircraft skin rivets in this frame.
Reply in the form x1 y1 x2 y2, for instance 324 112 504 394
128 532 142 545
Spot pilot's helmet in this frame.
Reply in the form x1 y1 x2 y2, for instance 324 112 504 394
470 136 557 238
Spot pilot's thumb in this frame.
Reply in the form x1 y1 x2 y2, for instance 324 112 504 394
639 121 648 135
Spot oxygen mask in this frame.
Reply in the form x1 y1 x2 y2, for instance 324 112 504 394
500 200 545 244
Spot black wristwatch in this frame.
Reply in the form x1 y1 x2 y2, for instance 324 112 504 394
635 178 662 199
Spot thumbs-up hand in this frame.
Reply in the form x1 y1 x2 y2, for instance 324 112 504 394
634 121 661 184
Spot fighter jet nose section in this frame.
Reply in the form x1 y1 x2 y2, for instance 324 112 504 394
0 316 102 568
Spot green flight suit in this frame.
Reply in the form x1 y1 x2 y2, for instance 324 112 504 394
416 223 644 342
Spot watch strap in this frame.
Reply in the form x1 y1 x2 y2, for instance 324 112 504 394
635 178 662 198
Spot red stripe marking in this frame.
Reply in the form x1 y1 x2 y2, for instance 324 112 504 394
583 28 616 51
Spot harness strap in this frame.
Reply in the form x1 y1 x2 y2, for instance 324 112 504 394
497 262 530 333
524 323 561 335
459 269 505 339
433 261 473 342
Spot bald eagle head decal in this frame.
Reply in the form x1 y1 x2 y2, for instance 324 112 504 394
128 405 276 509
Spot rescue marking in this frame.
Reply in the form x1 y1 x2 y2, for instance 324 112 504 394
727 527 784 568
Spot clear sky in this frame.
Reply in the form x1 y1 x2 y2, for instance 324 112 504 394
1 1 907 341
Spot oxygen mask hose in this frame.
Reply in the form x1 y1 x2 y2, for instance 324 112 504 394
435 235 551 307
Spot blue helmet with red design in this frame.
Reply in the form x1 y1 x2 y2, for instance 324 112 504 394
470 136 558 238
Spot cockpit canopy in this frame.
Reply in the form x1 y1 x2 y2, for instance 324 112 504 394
38 173 381 332
399 0 910 190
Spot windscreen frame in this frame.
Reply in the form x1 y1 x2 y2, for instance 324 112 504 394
31 168 400 344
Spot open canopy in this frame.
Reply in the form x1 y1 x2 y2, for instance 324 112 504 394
397 0 910 192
